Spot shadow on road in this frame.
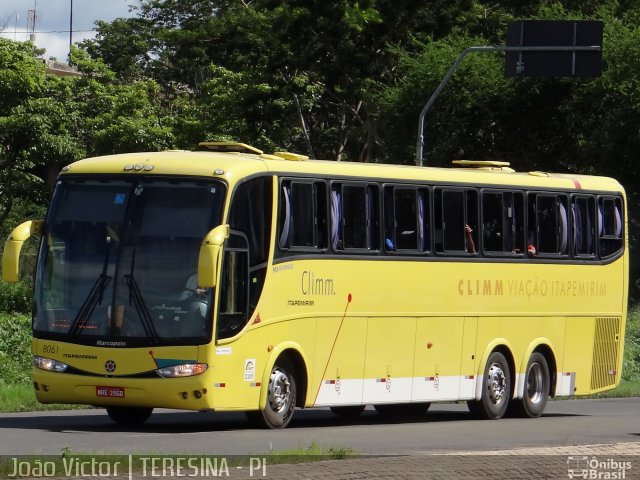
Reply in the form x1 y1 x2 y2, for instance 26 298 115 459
0 406 585 434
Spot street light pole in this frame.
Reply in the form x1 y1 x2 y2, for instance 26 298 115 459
69 0 73 58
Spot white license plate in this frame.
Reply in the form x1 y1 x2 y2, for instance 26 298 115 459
96 386 125 398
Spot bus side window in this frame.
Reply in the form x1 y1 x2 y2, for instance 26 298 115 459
383 186 395 251
533 194 568 256
572 195 595 257
279 180 327 250
558 197 568 255
434 189 444 252
343 184 368 249
598 196 624 258
438 188 477 254
368 185 380 250
279 183 291 248
507 191 525 254
384 186 420 252
527 194 537 253
331 188 342 250
419 188 431 253
442 189 465 252
227 176 273 323
466 189 479 253
333 183 379 252
478 190 524 256
482 192 503 252
536 195 559 254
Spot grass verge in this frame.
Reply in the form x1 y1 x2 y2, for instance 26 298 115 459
0 381 87 412
592 379 640 398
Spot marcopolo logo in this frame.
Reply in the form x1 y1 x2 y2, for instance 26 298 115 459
104 360 116 373
567 456 632 479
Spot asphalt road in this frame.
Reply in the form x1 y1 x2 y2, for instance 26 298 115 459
1 398 640 456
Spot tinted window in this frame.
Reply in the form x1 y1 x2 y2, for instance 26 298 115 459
332 183 379 251
598 196 623 258
279 180 326 250
572 196 596 256
435 188 477 254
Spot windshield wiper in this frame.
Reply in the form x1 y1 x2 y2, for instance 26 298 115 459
123 249 159 343
69 237 114 336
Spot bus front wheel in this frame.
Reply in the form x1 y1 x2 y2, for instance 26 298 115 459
106 406 153 425
510 352 550 418
468 351 511 420
249 358 297 429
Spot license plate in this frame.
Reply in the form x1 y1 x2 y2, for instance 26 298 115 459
96 386 125 398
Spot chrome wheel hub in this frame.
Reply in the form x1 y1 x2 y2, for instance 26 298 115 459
488 363 507 404
526 362 544 404
268 369 292 414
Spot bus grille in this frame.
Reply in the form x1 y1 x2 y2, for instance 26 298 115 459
590 316 621 391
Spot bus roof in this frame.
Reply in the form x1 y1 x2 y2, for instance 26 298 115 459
60 149 624 194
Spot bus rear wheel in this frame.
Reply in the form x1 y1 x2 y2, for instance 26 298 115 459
468 351 511 420
510 352 550 418
106 406 153 425
249 358 297 429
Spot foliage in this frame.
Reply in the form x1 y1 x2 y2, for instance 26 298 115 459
0 39 75 230
0 281 32 315
622 307 640 381
69 47 176 156
0 313 32 384
82 0 479 160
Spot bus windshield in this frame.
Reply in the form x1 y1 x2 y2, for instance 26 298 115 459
33 178 226 346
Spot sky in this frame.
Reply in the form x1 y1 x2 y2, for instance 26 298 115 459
0 0 137 61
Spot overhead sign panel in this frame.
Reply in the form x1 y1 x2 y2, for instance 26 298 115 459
505 20 603 77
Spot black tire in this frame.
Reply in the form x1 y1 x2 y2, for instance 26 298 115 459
467 351 511 420
466 399 485 418
106 406 153 425
510 352 550 418
374 402 430 417
330 405 366 417
250 358 297 429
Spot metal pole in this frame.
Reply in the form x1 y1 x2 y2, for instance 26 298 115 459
69 0 73 57
415 44 601 167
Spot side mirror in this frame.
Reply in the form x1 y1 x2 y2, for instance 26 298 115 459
197 224 229 288
2 220 44 283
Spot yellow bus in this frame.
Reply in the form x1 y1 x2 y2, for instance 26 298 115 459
2 143 627 428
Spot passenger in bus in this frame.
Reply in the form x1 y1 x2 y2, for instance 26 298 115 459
464 224 476 254
179 273 209 335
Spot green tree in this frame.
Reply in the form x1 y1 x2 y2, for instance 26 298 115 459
83 0 477 160
69 47 176 156
0 39 81 230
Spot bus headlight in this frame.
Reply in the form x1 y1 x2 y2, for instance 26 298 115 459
33 355 69 373
156 363 208 378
